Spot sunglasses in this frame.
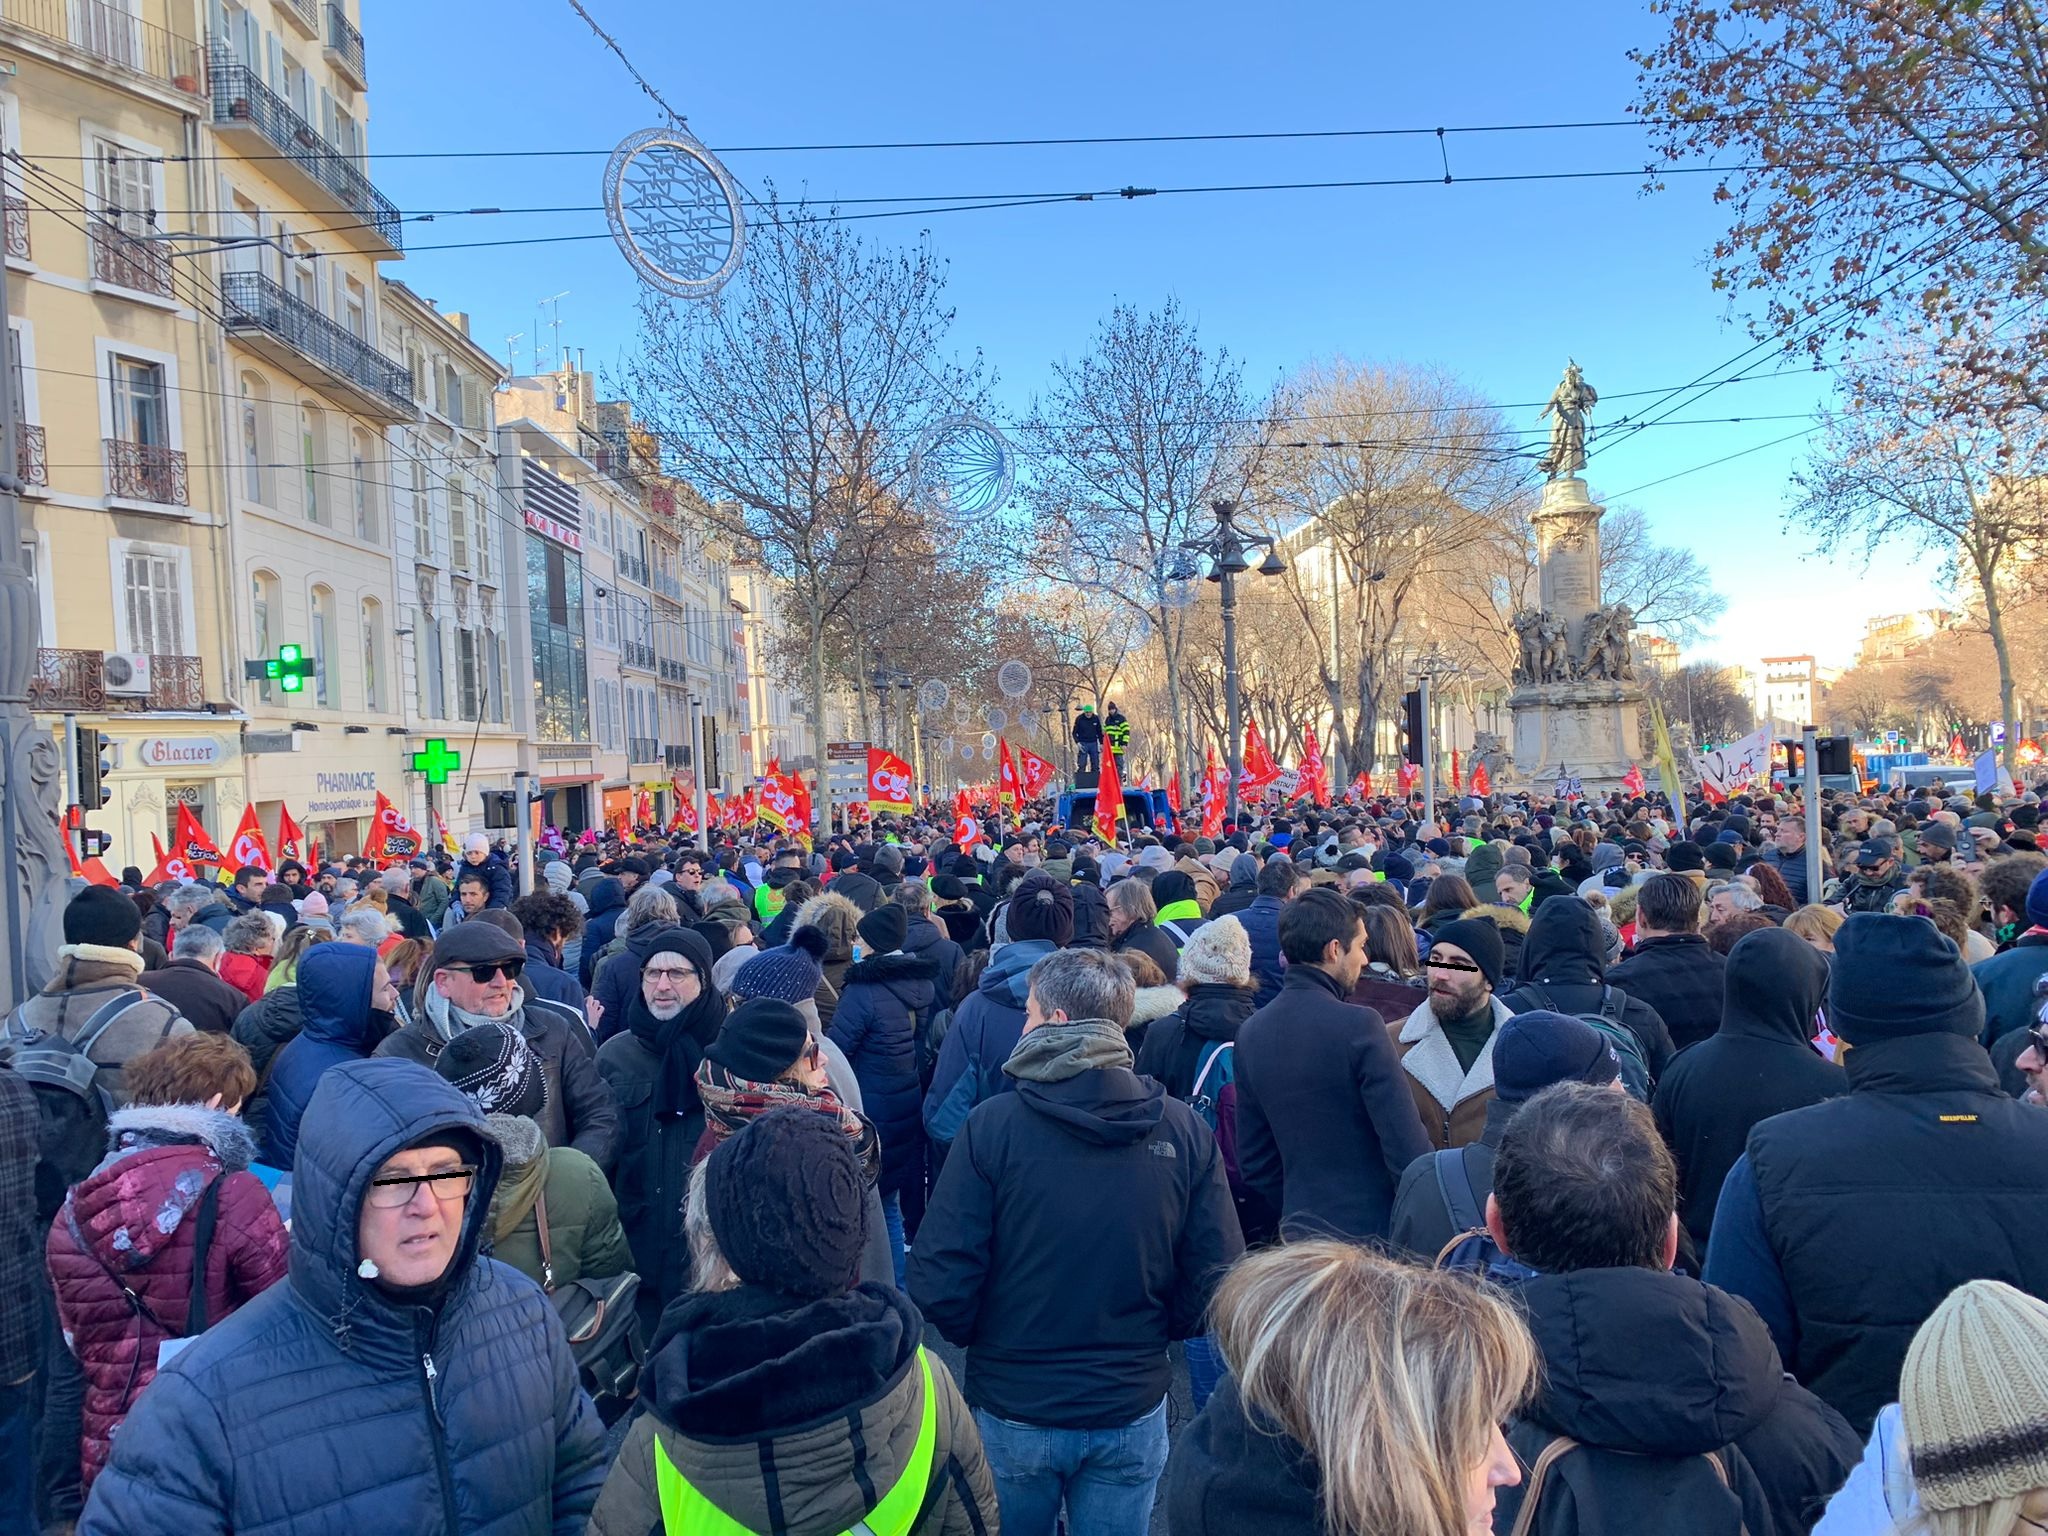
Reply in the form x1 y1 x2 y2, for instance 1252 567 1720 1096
365 1165 477 1209
2029 1025 2048 1060
444 959 523 984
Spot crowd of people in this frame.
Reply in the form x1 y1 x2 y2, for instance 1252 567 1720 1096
5 771 2048 1534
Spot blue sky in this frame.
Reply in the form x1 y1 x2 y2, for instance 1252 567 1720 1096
362 0 1941 669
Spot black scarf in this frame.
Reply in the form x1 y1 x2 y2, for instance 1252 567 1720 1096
623 928 726 1120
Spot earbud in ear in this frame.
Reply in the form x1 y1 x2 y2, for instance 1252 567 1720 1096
357 1259 380 1280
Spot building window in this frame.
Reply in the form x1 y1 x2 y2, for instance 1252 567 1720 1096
439 362 462 427
109 356 168 446
92 138 156 240
239 372 269 504
251 568 279 703
121 546 184 656
473 491 492 581
362 597 383 711
410 449 431 559
526 532 589 743
447 475 468 568
300 404 323 523
350 428 377 542
342 276 367 341
416 572 444 720
309 583 334 706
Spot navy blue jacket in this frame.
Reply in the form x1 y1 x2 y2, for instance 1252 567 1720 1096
1237 895 1288 1009
828 951 940 1197
522 936 587 1012
577 879 627 989
921 939 1056 1150
263 945 380 1170
461 851 516 910
80 1057 606 1536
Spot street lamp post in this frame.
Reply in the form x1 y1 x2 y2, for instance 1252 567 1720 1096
1186 500 1285 826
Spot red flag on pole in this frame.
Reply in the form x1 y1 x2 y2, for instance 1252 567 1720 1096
1397 761 1422 794
275 804 305 863
143 832 191 885
173 802 223 869
1622 762 1646 797
952 789 983 851
997 739 1020 810
1350 771 1372 801
228 804 272 871
1298 726 1329 806
1450 749 1461 799
1017 746 1057 800
1199 746 1226 839
1092 743 1126 845
363 791 423 863
62 832 116 886
870 748 916 814
1241 719 1281 796
1471 762 1491 797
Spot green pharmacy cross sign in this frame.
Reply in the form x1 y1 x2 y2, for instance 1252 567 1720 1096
264 644 315 693
412 739 462 785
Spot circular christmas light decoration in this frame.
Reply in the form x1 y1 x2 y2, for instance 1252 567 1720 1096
1130 610 1155 643
980 732 998 752
603 126 747 299
937 737 955 758
985 706 1010 732
996 660 1033 698
914 413 1016 520
918 679 950 714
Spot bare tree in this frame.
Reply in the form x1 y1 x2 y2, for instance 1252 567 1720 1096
1643 661 1755 744
1022 298 1257 799
1792 341 2048 774
1597 507 1730 643
1826 667 1902 737
624 198 983 817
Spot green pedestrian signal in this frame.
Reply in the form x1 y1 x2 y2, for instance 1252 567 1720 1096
265 644 314 693
412 738 461 785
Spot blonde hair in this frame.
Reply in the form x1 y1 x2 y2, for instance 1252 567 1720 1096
1212 1242 1536 1536
684 1159 739 1294
1784 904 1845 948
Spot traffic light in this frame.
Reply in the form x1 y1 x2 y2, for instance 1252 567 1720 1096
264 644 315 693
1816 736 1854 776
1401 689 1425 766
75 727 111 810
482 789 519 829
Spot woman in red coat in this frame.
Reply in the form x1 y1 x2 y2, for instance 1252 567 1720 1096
45 1032 288 1493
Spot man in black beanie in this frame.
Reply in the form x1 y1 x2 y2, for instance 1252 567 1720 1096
1705 912 2048 1437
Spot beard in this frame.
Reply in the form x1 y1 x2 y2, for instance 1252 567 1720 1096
1428 984 1481 1022
645 997 685 1021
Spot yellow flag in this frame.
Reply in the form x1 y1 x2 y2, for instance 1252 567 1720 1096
1648 697 1685 804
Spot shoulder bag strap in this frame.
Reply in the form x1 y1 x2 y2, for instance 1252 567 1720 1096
72 990 145 1058
534 1185 556 1292
1433 1146 1485 1233
1508 1436 1581 1536
1188 1040 1228 1101
183 1176 225 1336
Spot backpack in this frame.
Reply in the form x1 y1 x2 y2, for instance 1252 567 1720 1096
2 992 169 1219
1503 1433 1747 1536
534 1186 644 1426
1521 983 1650 1100
1430 1144 1538 1283
1188 1039 1244 1197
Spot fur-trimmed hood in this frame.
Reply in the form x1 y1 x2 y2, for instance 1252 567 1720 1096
1129 983 1185 1029
1461 902 1531 935
794 891 862 962
101 1102 259 1174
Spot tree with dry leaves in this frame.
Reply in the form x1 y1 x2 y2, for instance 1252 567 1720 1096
1634 0 2048 415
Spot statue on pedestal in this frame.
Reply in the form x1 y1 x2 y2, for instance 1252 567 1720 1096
1538 360 1598 480
1574 603 1638 683
1511 609 1572 686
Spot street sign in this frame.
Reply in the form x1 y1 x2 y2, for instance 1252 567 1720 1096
411 738 461 785
827 741 869 761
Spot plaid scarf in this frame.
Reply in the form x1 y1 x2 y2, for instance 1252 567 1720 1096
694 1059 882 1186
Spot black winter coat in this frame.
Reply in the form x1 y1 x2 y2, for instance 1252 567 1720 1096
1068 880 1111 950
138 959 248 1036
1493 1266 1860 1536
1653 929 1846 1250
1135 984 1256 1103
1387 1094 1513 1262
1164 1375 1321 1536
826 951 940 1197
1109 919 1180 982
1233 967 1432 1241
1498 896 1675 1084
1741 1030 2048 1436
577 878 627 988
908 1060 1243 1428
1607 934 1727 1054
902 916 965 1010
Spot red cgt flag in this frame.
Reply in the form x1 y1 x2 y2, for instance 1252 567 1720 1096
275 803 305 863
1623 762 1647 797
363 791 423 863
953 789 983 851
1350 771 1372 801
173 802 223 869
997 739 1020 810
1471 762 1491 797
1241 719 1281 796
869 748 916 814
228 804 272 871
145 832 194 885
1199 746 1226 839
1093 740 1126 845
1017 746 1057 800
1298 725 1329 806
1397 761 1422 794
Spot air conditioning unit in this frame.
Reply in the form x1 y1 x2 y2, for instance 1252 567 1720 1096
102 652 153 697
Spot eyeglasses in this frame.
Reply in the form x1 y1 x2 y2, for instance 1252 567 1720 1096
1425 956 1484 974
444 959 523 984
365 1165 477 1209
2028 1025 2048 1059
643 965 700 985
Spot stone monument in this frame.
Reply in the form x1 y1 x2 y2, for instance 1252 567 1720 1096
1507 363 1646 788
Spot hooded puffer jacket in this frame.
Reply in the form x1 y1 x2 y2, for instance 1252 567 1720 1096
1494 1266 1859 1536
1497 895 1675 1086
261 945 381 1169
588 1284 997 1536
231 982 306 1151
827 951 940 1198
577 878 627 988
47 1104 287 1491
78 1058 607 1536
1653 928 1848 1250
919 938 1057 1151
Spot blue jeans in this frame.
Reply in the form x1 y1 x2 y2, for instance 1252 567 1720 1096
1077 741 1100 776
881 1191 906 1289
973 1396 1169 1536
1183 1334 1225 1412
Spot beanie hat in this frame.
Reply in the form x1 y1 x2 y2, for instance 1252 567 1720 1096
65 885 141 948
2028 868 2048 931
857 904 908 956
1666 841 1706 872
704 1103 867 1300
1005 874 1074 946
1829 912 1985 1045
435 1023 548 1120
1176 915 1251 988
1382 852 1416 884
706 998 812 1082
872 844 904 877
297 891 330 917
730 928 827 1005
930 875 969 903
1901 1279 2048 1512
1428 917 1507 988
1494 1010 1621 1103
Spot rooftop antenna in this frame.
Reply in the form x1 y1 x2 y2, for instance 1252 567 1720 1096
537 291 569 371
504 331 524 373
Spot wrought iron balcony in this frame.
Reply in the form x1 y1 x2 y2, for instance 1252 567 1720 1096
322 3 364 87
220 270 415 424
622 640 657 672
664 744 692 770
4 198 26 262
89 219 173 299
16 424 45 488
104 439 188 506
271 0 317 36
30 650 204 712
207 47 401 255
0 0 207 92
658 658 687 684
628 736 661 766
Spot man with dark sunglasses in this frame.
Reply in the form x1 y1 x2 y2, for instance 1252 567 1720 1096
375 923 619 1171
